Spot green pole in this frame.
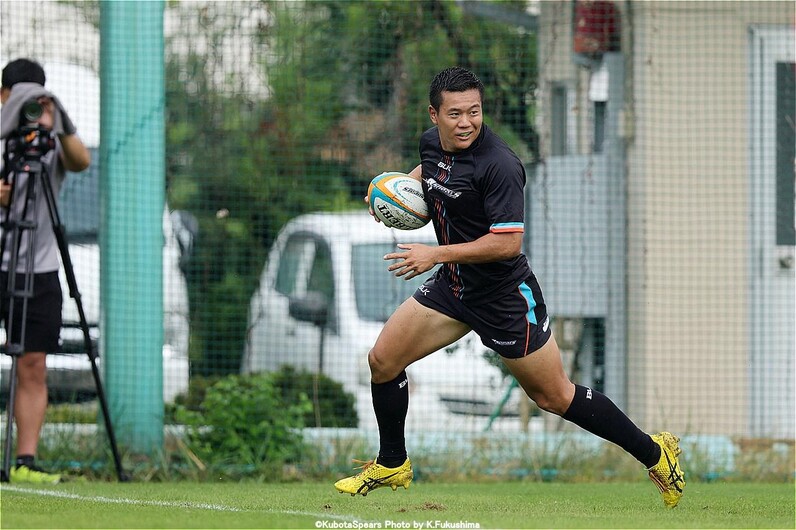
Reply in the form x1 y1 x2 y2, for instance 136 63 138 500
99 0 165 453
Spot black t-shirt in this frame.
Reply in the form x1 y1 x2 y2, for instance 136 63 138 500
419 124 531 304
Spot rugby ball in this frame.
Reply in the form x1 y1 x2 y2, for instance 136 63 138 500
368 172 430 230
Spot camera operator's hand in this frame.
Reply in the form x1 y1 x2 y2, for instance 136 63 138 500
35 94 89 172
1 82 89 172
32 96 55 130
1 181 10 208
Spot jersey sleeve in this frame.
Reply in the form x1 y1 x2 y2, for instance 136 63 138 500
482 154 526 234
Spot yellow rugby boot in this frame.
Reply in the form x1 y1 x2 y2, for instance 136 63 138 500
10 463 61 484
334 458 413 496
647 432 685 508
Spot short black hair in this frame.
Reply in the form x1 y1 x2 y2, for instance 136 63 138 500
429 67 484 111
2 58 46 89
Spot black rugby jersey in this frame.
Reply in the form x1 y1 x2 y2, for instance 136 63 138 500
419 124 531 304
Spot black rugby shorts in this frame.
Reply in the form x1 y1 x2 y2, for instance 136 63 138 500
412 271 551 359
1 271 63 353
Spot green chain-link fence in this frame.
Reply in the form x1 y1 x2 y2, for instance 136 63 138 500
0 0 793 480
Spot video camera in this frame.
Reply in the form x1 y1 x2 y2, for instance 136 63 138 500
3 98 55 165
20 98 44 124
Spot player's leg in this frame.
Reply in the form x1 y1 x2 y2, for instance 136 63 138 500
369 296 469 461
503 334 661 450
368 296 471 384
502 335 684 507
478 273 683 507
500 334 574 415
335 296 470 496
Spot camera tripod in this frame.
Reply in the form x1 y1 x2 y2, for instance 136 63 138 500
0 125 127 482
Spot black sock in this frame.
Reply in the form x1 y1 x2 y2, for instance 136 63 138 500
562 384 660 468
372 370 409 468
15 454 35 468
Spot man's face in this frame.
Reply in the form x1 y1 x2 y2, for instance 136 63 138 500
429 88 483 152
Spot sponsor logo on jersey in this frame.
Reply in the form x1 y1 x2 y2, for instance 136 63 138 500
424 178 461 199
437 160 452 171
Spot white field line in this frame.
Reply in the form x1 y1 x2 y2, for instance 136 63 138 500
2 485 363 522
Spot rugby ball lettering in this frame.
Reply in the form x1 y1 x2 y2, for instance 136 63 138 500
368 172 430 230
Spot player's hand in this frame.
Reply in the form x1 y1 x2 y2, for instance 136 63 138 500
384 243 436 280
364 194 381 223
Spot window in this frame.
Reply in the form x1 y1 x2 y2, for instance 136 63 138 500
551 84 569 156
776 62 795 246
274 234 336 330
352 243 434 322
307 240 334 307
589 62 608 154
275 235 313 296
593 101 606 153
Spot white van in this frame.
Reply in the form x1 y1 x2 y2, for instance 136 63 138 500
0 62 191 403
242 211 521 431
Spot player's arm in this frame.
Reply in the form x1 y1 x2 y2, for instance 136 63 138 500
431 231 522 263
388 158 526 278
385 232 522 280
426 159 525 264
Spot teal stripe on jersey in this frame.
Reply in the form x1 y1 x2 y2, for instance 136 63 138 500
490 222 524 232
519 282 537 325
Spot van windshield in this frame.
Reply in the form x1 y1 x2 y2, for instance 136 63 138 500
352 242 436 322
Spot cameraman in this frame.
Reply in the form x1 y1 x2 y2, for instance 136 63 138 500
0 58 90 484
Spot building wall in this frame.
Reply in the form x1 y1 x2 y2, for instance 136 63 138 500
537 0 794 436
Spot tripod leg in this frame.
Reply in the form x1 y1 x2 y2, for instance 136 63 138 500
88 357 128 482
38 161 129 482
54 228 128 482
1 357 19 482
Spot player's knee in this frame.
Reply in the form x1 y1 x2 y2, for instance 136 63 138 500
529 391 569 416
367 348 400 384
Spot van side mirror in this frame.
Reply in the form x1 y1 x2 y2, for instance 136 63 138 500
288 291 328 327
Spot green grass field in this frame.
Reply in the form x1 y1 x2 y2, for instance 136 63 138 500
1 481 793 529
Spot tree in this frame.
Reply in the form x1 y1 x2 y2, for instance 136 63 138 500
165 0 538 376
261 0 538 194
164 5 353 375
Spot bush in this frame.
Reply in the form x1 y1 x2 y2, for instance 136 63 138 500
165 374 222 423
174 373 311 473
169 367 358 428
270 366 358 428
